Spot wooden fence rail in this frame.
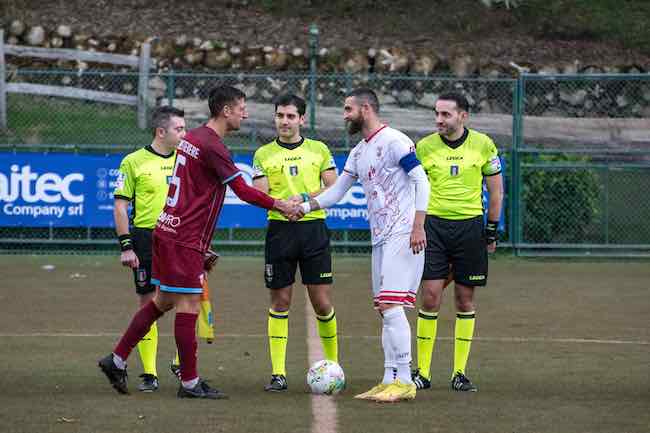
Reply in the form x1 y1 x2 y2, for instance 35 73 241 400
0 29 151 130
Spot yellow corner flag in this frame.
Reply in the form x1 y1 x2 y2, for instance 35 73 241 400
198 274 214 343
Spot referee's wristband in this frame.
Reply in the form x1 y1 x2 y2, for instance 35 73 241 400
300 193 310 203
485 220 499 244
118 234 133 252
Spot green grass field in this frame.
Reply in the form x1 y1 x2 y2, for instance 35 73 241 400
0 255 648 433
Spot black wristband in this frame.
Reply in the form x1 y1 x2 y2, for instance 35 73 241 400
118 234 133 252
485 220 498 244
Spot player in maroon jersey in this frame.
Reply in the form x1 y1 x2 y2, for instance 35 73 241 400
99 86 298 399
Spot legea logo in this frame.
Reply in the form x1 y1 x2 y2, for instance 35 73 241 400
0 164 84 203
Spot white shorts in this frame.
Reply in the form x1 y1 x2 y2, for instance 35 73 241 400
371 233 424 308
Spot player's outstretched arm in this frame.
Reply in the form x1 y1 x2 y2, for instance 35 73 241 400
229 175 276 209
229 175 301 218
299 172 356 215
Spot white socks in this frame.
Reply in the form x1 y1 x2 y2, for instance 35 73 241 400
382 306 413 385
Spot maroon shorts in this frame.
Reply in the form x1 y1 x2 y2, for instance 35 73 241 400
151 235 204 294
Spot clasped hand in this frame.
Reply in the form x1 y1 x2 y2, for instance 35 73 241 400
275 196 305 221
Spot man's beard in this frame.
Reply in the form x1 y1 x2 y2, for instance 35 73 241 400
346 117 363 135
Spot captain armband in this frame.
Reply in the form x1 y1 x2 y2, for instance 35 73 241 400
118 234 133 252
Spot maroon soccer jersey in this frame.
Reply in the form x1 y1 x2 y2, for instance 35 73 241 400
155 125 241 252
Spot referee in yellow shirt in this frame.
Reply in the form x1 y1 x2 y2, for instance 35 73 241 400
113 106 186 392
253 94 339 392
412 92 503 392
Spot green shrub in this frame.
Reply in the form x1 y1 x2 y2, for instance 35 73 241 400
521 154 602 243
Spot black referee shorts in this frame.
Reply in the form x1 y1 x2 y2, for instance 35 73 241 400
131 227 155 295
422 215 488 287
264 220 332 289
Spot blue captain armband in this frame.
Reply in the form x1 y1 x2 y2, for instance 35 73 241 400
399 152 420 173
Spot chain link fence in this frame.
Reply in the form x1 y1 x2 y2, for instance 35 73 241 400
1 69 649 256
513 74 650 256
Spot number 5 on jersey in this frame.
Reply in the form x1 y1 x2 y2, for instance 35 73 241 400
167 154 186 208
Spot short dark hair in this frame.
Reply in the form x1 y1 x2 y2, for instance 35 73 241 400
151 106 184 137
346 88 380 113
208 85 246 118
274 94 306 116
437 92 470 112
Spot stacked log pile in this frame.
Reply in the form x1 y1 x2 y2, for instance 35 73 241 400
4 19 650 121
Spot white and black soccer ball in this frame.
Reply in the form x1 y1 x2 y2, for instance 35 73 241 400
306 360 345 395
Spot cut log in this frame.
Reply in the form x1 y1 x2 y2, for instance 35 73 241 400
229 45 243 69
319 47 341 73
204 48 232 69
174 34 189 49
376 48 410 74
49 36 64 49
450 54 477 77
289 47 307 70
56 25 72 38
243 45 263 70
537 64 560 75
561 60 580 74
151 38 174 59
413 52 439 76
579 65 605 74
340 49 368 74
9 20 26 37
263 46 288 70
26 26 46 46
183 47 204 66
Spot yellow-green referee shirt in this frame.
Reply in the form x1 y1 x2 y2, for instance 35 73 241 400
113 145 176 229
416 128 501 220
253 137 336 222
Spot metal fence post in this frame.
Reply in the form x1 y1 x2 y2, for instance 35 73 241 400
0 29 7 130
604 165 610 244
308 23 319 135
137 42 151 130
511 74 525 253
166 69 175 107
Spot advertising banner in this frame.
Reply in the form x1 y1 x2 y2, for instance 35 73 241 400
0 152 505 231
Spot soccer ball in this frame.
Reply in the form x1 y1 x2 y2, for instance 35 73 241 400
306 360 345 395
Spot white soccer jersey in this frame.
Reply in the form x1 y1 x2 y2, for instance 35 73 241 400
343 125 417 246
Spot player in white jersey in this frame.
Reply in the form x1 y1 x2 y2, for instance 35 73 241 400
294 88 430 402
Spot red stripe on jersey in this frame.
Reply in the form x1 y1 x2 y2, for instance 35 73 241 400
364 124 388 143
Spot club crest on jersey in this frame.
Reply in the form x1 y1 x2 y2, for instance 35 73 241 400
376 146 383 157
289 165 298 176
450 165 459 176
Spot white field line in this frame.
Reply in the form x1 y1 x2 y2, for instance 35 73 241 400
306 299 337 433
1 333 648 346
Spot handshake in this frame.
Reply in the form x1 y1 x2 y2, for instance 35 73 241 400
274 195 311 221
